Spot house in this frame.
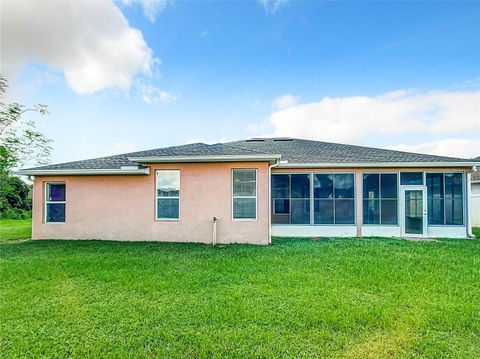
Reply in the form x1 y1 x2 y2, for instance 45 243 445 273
18 138 480 244
471 156 480 227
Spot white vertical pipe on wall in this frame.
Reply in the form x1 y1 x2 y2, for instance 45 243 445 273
268 159 280 245
466 172 474 238
212 217 217 245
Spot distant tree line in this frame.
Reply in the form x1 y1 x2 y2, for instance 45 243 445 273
0 76 52 219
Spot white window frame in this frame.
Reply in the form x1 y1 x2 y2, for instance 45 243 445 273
45 182 66 224
155 170 180 221
232 168 258 221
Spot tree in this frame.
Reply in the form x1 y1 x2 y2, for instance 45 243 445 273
0 75 52 218
0 76 51 171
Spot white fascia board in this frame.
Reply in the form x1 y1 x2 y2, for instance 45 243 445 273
276 162 479 169
127 154 282 163
15 168 150 176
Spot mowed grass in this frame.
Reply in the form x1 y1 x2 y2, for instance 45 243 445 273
473 226 480 239
1 236 479 358
0 219 32 242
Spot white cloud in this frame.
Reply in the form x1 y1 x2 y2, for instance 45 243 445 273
272 94 300 110
264 89 479 142
1 0 155 94
139 83 179 104
387 139 480 159
250 88 480 158
257 0 288 14
123 0 169 23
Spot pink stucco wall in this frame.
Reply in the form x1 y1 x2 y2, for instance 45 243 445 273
32 162 270 244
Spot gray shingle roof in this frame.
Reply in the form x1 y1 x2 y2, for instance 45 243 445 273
226 138 472 164
22 138 477 171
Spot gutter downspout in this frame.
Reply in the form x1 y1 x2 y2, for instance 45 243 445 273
268 158 281 245
466 170 475 238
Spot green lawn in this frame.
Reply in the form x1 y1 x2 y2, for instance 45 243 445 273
473 226 480 239
0 219 32 242
1 235 479 358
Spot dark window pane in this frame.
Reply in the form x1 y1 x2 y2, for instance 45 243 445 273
426 173 444 199
428 198 444 225
381 199 398 225
233 198 256 219
272 213 289 224
272 174 289 198
314 174 333 199
233 170 256 197
363 174 379 199
445 173 463 198
272 199 289 224
363 199 379 224
274 199 289 214
47 183 65 201
157 198 180 219
46 203 65 223
445 198 463 225
400 172 423 185
291 174 310 199
334 174 354 198
381 174 397 199
314 199 334 224
157 189 180 197
291 199 310 224
335 199 355 224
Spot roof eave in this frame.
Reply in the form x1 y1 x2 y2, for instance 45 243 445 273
15 168 151 176
276 162 479 169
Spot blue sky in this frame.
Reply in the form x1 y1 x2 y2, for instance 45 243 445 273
2 0 479 164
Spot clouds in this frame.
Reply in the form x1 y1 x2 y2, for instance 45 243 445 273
272 94 300 110
138 83 179 104
255 89 480 158
257 0 288 14
387 139 479 159
1 0 155 94
123 0 169 23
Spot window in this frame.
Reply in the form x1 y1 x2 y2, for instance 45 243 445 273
426 172 463 226
314 173 355 225
426 173 444 225
291 174 310 224
363 173 398 225
271 173 355 225
271 173 312 225
45 183 66 223
400 172 423 185
445 173 463 225
233 169 257 220
156 170 180 220
272 174 290 224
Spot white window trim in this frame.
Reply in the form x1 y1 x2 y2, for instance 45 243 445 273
232 168 258 221
155 170 180 221
44 182 66 224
